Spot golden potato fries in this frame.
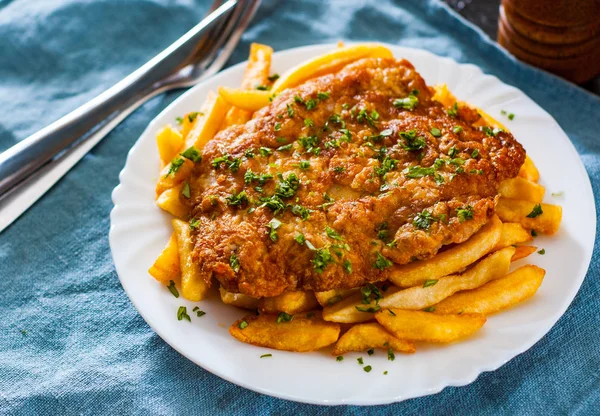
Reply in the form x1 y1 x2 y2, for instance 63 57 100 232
322 247 514 323
271 43 393 93
156 157 194 196
229 312 340 352
496 198 562 235
519 155 540 182
434 265 545 315
148 233 180 285
222 43 273 128
259 291 319 315
172 219 209 301
495 222 533 249
185 90 230 150
389 215 502 287
331 323 415 356
180 112 197 140
376 309 486 343
218 87 271 112
512 245 537 262
156 184 189 218
156 125 183 168
219 287 260 310
315 288 359 307
498 177 545 203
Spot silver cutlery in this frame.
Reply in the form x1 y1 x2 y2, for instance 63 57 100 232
0 0 260 233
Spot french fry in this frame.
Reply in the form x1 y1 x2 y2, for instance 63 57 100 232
222 43 273 128
155 157 194 196
259 291 319 314
219 287 260 310
172 219 209 301
434 265 545 315
375 309 486 343
315 288 359 307
185 90 230 150
498 177 545 203
180 113 196 140
518 155 540 182
218 87 272 112
389 215 502 288
322 247 514 323
156 184 189 218
148 233 180 285
512 246 537 262
271 43 393 93
496 198 562 235
495 222 533 250
331 323 415 356
229 312 340 352
156 125 183 168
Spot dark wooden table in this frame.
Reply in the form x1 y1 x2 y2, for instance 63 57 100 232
443 0 600 95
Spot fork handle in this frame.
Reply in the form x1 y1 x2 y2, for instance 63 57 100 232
0 0 237 198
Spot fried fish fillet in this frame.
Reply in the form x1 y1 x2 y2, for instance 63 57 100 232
187 57 525 298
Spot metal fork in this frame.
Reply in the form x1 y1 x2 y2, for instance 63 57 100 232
0 0 261 233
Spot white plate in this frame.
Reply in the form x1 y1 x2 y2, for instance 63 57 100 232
109 44 596 405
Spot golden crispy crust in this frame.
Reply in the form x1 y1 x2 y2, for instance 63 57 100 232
187 58 525 297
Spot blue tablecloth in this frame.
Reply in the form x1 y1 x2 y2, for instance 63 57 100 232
1 0 599 414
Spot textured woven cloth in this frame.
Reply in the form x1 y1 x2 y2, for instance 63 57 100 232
1 0 599 414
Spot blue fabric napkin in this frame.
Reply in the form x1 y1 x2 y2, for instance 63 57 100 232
1 0 599 414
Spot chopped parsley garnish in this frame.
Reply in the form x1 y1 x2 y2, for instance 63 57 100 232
327 114 346 129
275 173 300 198
291 204 311 220
384 371 388 375
447 102 458 118
343 259 353 274
376 222 389 241
226 190 249 206
356 305 381 313
274 122 281 131
294 233 306 245
333 166 345 173
531 229 538 237
400 129 427 151
471 149 480 158
304 118 314 128
481 126 503 137
336 356 344 362
430 127 442 137
266 218 282 242
317 92 330 100
368 348 374 356
299 160 311 170
325 226 343 240
526 204 543 218
267 73 280 82
211 154 241 172
305 98 317 110
175 116 183 124
167 280 179 298
286 103 294 118
423 279 438 288
456 205 474 222
388 347 395 361
244 170 273 185
551 191 564 197
448 146 459 158
413 210 443 230
192 306 206 317
312 247 334 273
230 253 240 273
356 108 379 127
255 84 269 91
259 195 286 214
276 312 293 324
277 143 293 152
422 306 436 312
181 146 202 163
374 252 392 270
238 320 248 329
187 112 202 122
388 309 396 316
363 365 372 373
357 357 364 365
393 90 419 110
244 149 255 158
374 156 399 178
298 135 320 155
538 248 545 255
404 165 443 185
260 353 272 358
339 128 352 142
453 126 463 134
181 181 191 199
508 113 515 120
259 147 273 157
189 218 201 230
177 306 191 322
166 157 185 177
